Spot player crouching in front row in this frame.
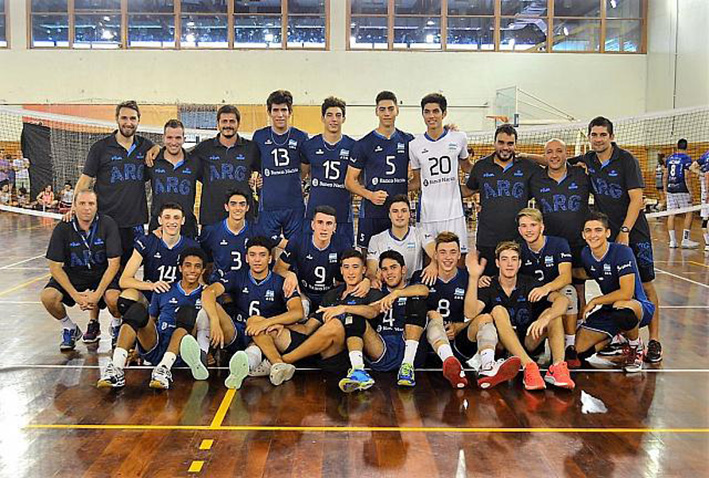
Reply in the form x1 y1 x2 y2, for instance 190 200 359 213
97 247 210 389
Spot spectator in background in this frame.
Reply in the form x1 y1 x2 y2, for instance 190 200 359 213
59 182 74 213
655 153 665 210
0 155 9 190
0 184 12 205
13 155 31 193
37 184 58 210
17 187 31 208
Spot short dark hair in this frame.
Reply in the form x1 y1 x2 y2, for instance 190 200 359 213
164 118 185 132
421 93 447 113
246 236 274 254
313 205 337 219
585 210 610 229
267 90 293 112
224 188 251 205
376 90 398 105
217 105 241 123
379 250 405 268
19 187 28 195
387 194 410 210
494 124 517 141
677 138 688 150
341 248 365 265
158 201 184 216
588 116 614 136
115 100 140 118
435 231 460 249
179 246 207 267
321 96 346 117
64 181 72 187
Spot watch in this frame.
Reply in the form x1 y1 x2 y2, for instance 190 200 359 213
620 226 630 233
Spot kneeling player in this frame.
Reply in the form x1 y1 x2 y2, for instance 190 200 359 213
574 212 655 372
97 247 209 389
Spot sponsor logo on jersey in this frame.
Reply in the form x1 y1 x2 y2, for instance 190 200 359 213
329 253 338 263
372 177 379 185
288 140 298 149
483 172 495 178
514 170 524 177
70 241 81 247
220 240 228 246
422 148 429 154
236 154 245 161
540 187 551 193
242 287 249 294
569 183 578 190
397 143 405 153
544 255 554 267
169 297 178 304
154 252 162 259
618 261 632 271
94 238 104 245
183 168 192 174
306 254 313 260
312 178 319 187
375 146 383 152
264 169 271 177
524 259 533 266
316 149 324 155
111 155 123 161
609 170 618 177
155 168 166 174
209 155 221 161
603 263 612 274
454 287 465 299
340 149 349 159
266 290 275 301
265 140 273 145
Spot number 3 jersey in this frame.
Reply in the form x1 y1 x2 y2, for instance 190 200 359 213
409 130 469 222
134 234 200 301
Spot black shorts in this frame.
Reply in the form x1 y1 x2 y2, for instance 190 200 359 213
476 245 498 277
45 275 120 309
452 326 478 361
119 225 145 266
317 350 350 373
283 330 309 355
629 240 656 283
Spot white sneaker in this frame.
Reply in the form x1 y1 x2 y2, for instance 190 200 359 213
249 358 272 377
149 365 172 390
681 239 699 249
180 335 209 381
465 352 482 372
269 362 296 386
224 351 249 390
477 357 521 390
669 241 678 249
704 244 709 252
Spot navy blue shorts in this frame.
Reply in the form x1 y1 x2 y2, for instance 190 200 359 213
137 324 185 366
225 320 249 354
368 334 405 372
581 303 654 339
45 276 120 309
357 217 391 249
258 208 304 241
629 240 656 283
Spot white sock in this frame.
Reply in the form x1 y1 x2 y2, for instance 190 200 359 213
628 338 640 348
480 348 495 368
59 316 76 330
158 351 177 370
110 317 121 328
349 350 364 369
683 229 691 241
402 340 419 366
565 334 576 348
669 230 677 243
703 232 709 243
436 344 453 361
245 344 263 371
112 347 128 370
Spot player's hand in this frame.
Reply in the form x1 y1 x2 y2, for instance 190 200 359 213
318 305 346 322
152 227 163 239
283 271 298 298
465 251 487 278
527 318 548 341
377 291 399 312
528 286 549 303
351 277 371 298
421 262 438 286
249 173 263 190
444 123 459 132
62 207 75 222
369 275 382 290
151 281 171 294
210 320 225 348
74 292 92 310
444 322 461 340
246 316 269 336
86 290 102 307
616 232 630 246
145 145 161 167
478 275 492 288
582 299 598 319
369 190 388 206
266 323 284 335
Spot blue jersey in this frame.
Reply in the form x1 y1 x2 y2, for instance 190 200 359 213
252 126 309 211
198 219 266 281
412 268 469 324
478 275 546 328
148 281 203 332
350 129 414 219
302 134 355 223
280 230 351 306
134 234 200 284
520 236 572 286
218 269 297 323
372 286 407 336
698 151 709 173
665 152 693 194
581 243 653 311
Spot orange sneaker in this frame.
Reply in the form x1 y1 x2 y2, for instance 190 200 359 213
442 356 468 389
523 362 546 391
477 356 521 389
544 361 575 390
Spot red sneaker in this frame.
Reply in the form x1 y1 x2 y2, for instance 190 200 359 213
442 356 468 389
523 362 546 391
544 361 575 390
477 356 521 389
565 346 582 369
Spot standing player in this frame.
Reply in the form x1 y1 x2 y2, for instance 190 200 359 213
40 189 122 351
409 93 471 250
252 90 309 241
301 97 356 244
346 91 414 252
699 149 709 251
74 101 154 265
665 139 699 249
146 120 201 238
574 212 655 373
465 124 539 277
98 247 209 389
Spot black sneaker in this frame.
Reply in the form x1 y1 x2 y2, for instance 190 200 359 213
565 346 581 369
598 341 626 357
82 320 101 344
644 340 663 363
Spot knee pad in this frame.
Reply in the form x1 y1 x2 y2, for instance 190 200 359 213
175 306 198 331
613 307 639 331
343 313 366 339
476 321 498 350
561 285 579 315
122 302 148 332
425 317 447 346
117 296 138 316
404 297 428 328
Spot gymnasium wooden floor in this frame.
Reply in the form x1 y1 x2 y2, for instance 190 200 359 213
0 212 707 478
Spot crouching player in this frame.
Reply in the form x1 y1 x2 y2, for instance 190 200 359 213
97 247 209 389
575 212 655 372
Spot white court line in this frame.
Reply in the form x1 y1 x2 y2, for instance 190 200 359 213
1 267 47 271
0 255 45 270
655 268 709 290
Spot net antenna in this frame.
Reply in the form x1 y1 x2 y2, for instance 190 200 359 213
494 86 577 127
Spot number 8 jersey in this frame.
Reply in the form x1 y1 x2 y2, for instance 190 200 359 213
409 130 469 222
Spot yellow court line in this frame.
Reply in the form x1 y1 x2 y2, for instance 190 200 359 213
689 261 709 269
0 273 50 297
209 389 236 428
188 461 204 473
199 439 213 450
23 424 709 434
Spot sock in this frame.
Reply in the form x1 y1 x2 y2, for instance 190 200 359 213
245 344 263 371
480 348 495 368
110 317 121 329
402 340 419 366
628 338 640 348
704 232 709 243
683 229 691 241
349 350 364 369
565 334 576 348
669 230 677 243
112 347 128 370
436 344 453 361
157 351 177 370
59 316 76 330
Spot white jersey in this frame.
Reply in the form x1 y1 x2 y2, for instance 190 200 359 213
409 130 469 222
367 226 434 280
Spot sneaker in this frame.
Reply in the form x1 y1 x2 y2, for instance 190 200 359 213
442 356 468 389
149 365 173 389
565 346 581 369
269 362 296 386
477 356 521 390
644 340 663 363
623 344 644 373
82 320 101 344
522 362 546 391
249 358 272 377
544 361 575 390
669 241 678 249
704 244 709 252
466 352 482 373
338 368 375 393
225 351 249 390
397 362 416 387
681 239 699 249
60 326 82 351
96 362 125 388
110 322 121 349
598 335 627 356
180 335 209 381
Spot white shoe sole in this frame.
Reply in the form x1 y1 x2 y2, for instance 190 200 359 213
225 351 249 390
180 335 209 381
269 363 295 386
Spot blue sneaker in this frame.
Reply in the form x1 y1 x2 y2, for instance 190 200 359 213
60 326 82 352
110 322 121 349
338 368 375 393
397 362 416 387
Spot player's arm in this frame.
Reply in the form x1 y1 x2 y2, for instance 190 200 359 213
274 252 299 297
617 188 644 245
201 282 226 323
265 296 305 327
517 152 546 166
345 166 374 202
529 262 572 302
91 257 121 298
301 163 310 181
285 317 322 336
409 168 421 192
463 251 487 320
583 273 635 319
47 260 82 303
74 174 94 195
118 250 151 291
319 302 380 322
528 291 568 340
374 284 429 312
